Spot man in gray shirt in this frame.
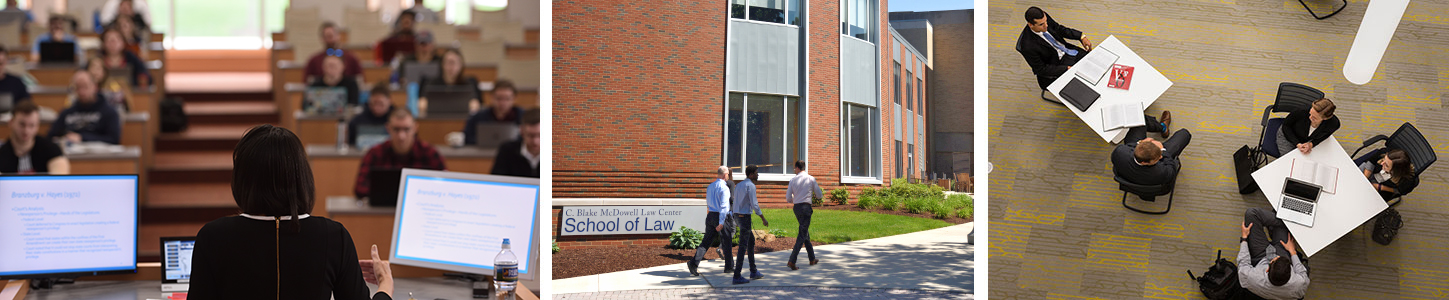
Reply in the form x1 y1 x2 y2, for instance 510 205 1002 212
1238 207 1309 299
731 165 769 284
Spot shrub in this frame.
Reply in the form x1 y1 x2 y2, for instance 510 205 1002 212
881 196 903 211
859 186 880 198
830 188 849 205
931 202 952 219
905 197 936 214
769 228 787 238
956 206 972 219
552 240 560 253
668 226 704 249
945 194 972 211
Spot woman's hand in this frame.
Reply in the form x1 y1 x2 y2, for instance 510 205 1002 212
359 244 394 297
1297 143 1312 154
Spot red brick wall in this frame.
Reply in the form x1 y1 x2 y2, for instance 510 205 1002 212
808 0 843 190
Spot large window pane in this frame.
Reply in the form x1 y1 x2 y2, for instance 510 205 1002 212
785 97 801 173
905 70 913 111
732 0 746 19
788 0 800 25
748 0 785 24
895 141 902 178
893 62 900 105
848 105 871 177
727 93 745 170
264 0 289 36
746 94 786 174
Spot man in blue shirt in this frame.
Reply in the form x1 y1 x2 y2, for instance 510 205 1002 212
731 165 768 284
688 166 733 276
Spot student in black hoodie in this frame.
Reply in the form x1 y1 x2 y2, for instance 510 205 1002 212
347 85 396 146
49 71 121 145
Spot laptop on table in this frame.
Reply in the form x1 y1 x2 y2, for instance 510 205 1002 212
1277 177 1322 227
423 86 473 118
39 41 77 63
0 93 12 114
368 168 404 207
303 87 349 116
474 123 520 148
160 236 197 292
354 124 389 150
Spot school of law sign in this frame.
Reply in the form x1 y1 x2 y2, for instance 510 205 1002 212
559 206 707 236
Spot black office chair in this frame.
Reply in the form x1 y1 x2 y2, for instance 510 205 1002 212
1351 122 1435 207
1255 82 1323 161
1299 0 1347 20
1116 171 1177 215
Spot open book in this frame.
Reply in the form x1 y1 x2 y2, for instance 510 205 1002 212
1291 158 1339 194
1074 48 1119 86
1101 102 1145 131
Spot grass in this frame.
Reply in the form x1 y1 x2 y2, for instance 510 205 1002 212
749 208 953 244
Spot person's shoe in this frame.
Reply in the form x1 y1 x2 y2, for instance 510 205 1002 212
732 275 751 285
750 271 765 279
787 262 798 270
809 259 819 266
724 266 733 274
1160 111 1173 138
687 261 700 276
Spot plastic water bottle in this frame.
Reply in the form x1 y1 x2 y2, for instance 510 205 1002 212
335 118 348 152
494 238 519 295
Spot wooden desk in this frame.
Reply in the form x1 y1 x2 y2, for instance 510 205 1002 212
306 144 496 213
0 113 152 165
26 60 166 87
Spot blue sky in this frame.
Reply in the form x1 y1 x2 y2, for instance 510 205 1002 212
889 0 973 12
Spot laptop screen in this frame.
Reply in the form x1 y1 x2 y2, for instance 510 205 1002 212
161 237 196 283
1283 179 1320 203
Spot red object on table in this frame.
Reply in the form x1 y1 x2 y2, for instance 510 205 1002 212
1107 64 1134 90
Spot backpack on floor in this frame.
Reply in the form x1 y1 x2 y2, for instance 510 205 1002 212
1189 250 1245 300
160 96 188 133
1373 208 1403 245
1233 145 1261 194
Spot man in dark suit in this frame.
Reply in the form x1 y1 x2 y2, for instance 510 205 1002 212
1112 111 1191 186
489 109 540 178
1016 6 1094 90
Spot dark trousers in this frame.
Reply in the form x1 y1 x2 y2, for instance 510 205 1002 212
1124 115 1192 158
733 214 756 277
789 203 815 264
1245 207 1291 265
692 212 732 269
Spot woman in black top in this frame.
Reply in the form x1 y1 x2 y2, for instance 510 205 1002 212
418 49 481 116
188 125 394 300
1360 148 1418 201
1276 98 1339 155
308 55 361 106
98 27 152 88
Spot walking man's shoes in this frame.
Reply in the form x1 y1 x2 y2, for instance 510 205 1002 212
810 259 819 266
750 271 765 279
687 261 700 276
787 262 798 270
732 275 751 285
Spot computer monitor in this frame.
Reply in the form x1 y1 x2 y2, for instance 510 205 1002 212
304 87 349 116
368 168 404 207
401 62 441 86
39 42 77 64
160 236 196 291
424 86 474 118
0 174 139 279
354 124 389 150
389 169 540 281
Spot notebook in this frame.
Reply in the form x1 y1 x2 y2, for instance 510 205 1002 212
1060 78 1100 111
1101 102 1145 131
1291 158 1339 194
1073 48 1119 86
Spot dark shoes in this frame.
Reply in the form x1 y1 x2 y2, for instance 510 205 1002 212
732 275 751 285
750 271 765 279
1160 111 1173 138
810 259 819 266
787 262 798 270
723 266 733 274
687 261 700 276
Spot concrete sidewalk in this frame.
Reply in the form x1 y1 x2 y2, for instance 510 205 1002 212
554 222 974 295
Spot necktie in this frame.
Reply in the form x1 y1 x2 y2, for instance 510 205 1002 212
1043 31 1079 56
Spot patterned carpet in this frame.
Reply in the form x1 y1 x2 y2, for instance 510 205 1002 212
987 0 1449 299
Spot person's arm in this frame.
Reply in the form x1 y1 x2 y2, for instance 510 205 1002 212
1045 14 1083 41
1392 175 1418 196
47 157 70 175
1236 222 1253 275
79 109 121 144
185 224 220 299
462 115 479 145
720 185 731 224
335 226 380 300
430 147 448 171
1280 110 1306 144
355 152 375 197
1307 117 1339 147
47 112 66 140
749 184 762 217
1019 45 1069 78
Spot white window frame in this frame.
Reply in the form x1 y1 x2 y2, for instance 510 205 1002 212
730 0 799 27
723 91 806 182
838 0 875 44
841 103 882 184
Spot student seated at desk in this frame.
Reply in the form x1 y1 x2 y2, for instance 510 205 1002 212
109 16 147 54
463 79 522 146
354 109 446 198
1016 6 1094 90
390 30 442 85
30 15 84 62
491 109 540 178
309 55 361 106
1277 98 1339 155
84 56 133 112
48 71 121 145
188 124 397 300
0 0 32 31
404 0 442 24
1360 148 1417 201
417 49 481 114
0 101 69 174
0 46 30 104
374 11 418 64
98 27 152 88
348 85 397 146
98 0 151 36
1238 208 1309 299
305 22 365 83
1110 111 1190 186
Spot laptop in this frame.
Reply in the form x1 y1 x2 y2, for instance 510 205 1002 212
424 87 473 118
303 87 348 116
354 124 389 150
401 62 442 85
0 93 12 114
160 236 197 292
1277 177 1322 227
368 168 404 207
474 123 520 148
1059 77 1100 111
38 42 77 64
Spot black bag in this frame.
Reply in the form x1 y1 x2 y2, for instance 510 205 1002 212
1373 208 1403 245
1233 145 1260 194
1189 250 1246 300
160 97 188 133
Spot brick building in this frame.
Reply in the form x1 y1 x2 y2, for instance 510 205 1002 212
553 0 930 249
890 9 974 178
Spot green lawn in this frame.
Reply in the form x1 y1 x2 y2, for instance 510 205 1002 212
744 208 952 244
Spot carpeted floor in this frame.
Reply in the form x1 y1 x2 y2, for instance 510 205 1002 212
987 1 1449 299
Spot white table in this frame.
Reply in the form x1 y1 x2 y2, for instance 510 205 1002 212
1343 0 1411 85
1047 35 1175 143
1249 137 1387 257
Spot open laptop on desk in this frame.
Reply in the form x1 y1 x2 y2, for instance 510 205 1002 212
423 86 473 118
355 124 389 150
0 93 12 114
401 62 441 85
1277 177 1322 227
475 123 519 148
368 168 404 207
39 41 77 63
160 236 197 292
303 87 348 116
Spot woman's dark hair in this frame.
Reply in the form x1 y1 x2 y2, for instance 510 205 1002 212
98 27 127 56
233 125 315 229
1384 148 1414 181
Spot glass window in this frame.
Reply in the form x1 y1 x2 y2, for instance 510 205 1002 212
895 141 903 179
845 104 879 178
905 70 913 111
907 144 915 179
732 0 746 19
732 0 791 25
726 93 803 175
917 77 924 115
841 0 872 42
893 62 900 105
788 0 800 25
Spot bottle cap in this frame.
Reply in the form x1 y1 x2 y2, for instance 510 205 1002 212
502 238 510 245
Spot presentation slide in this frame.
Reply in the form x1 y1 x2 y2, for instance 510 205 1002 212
394 176 538 274
164 240 195 281
0 176 137 276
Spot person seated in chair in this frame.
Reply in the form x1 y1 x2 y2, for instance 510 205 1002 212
1110 111 1190 186
1238 208 1309 300
1277 98 1339 155
1016 6 1093 90
1360 148 1417 202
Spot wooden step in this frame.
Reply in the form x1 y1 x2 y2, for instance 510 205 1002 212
147 182 237 209
184 101 279 124
156 124 255 151
150 150 234 183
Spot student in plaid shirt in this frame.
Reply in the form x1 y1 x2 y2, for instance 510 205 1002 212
354 109 447 198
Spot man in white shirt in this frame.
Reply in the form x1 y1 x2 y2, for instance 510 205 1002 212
1015 6 1093 90
785 160 822 270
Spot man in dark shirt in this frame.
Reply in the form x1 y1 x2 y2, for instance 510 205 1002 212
374 11 418 64
0 101 68 174
464 79 523 145
490 109 539 178
1111 111 1190 186
304 21 364 83
348 85 396 146
1016 6 1093 90
354 109 446 198
49 71 121 145
0 46 31 104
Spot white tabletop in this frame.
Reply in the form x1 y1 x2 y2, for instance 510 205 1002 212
1249 137 1387 257
1047 35 1175 143
1343 0 1410 85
